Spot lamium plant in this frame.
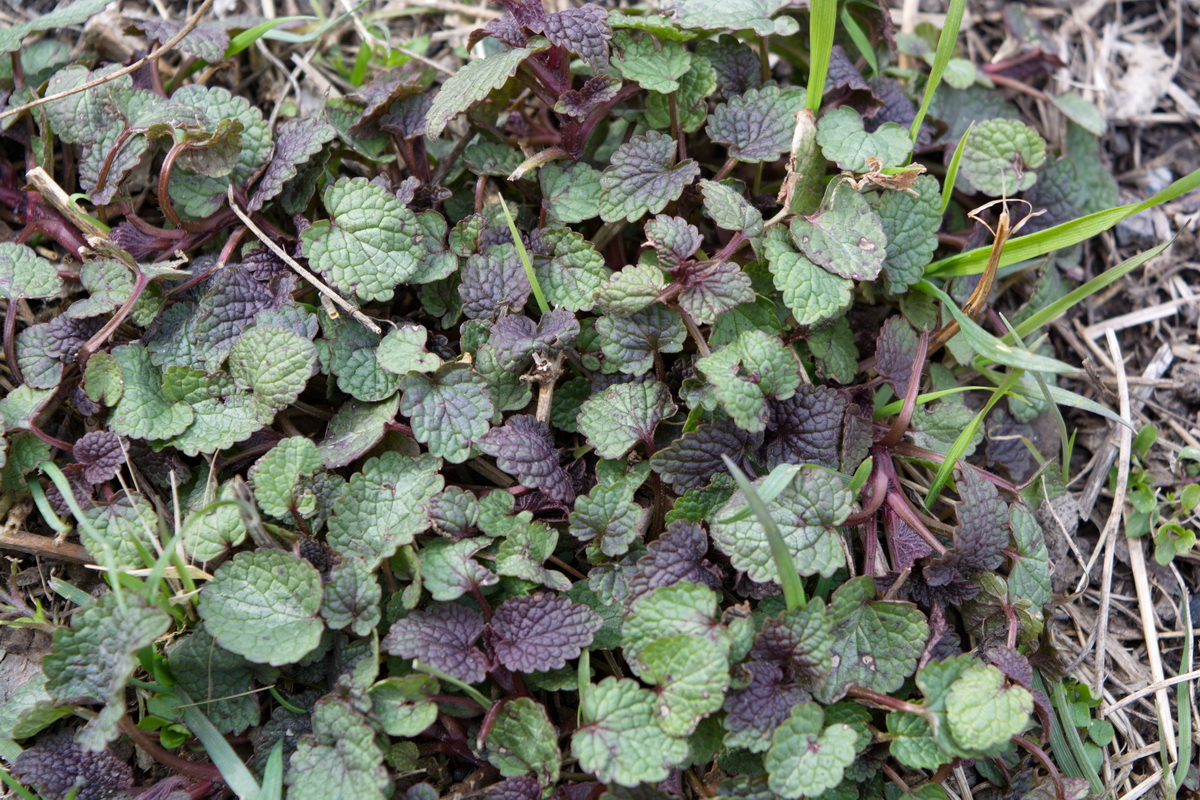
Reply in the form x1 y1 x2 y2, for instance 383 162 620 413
0 0 1196 799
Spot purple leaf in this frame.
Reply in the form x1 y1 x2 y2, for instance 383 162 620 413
134 18 229 63
554 75 621 120
722 660 809 750
478 415 574 503
495 0 547 32
761 384 845 470
484 776 544 800
874 316 919 398
885 510 933 572
954 468 1010 571
674 259 755 325
644 215 702 271
73 431 125 485
379 93 433 140
697 36 762 98
599 131 701 223
248 117 337 211
489 308 580 373
348 63 436 137
752 601 833 684
489 593 601 673
476 14 529 48
544 5 612 72
11 734 132 800
382 603 489 684
651 419 762 493
627 521 722 604
459 244 533 321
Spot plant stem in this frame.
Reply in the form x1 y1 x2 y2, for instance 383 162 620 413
1012 734 1067 800
77 269 151 369
668 93 686 162
118 717 224 784
712 157 738 182
3 297 21 385
675 304 710 358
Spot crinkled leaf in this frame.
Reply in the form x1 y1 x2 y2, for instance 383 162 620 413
700 179 766 254
10 734 133 800
399 362 494 463
876 174 941 294
957 119 1047 196
764 704 859 799
816 106 911 172
710 467 850 583
0 0 115 53
790 183 887 281
945 663 1032 751
181 484 246 563
953 468 1009 571
622 582 728 664
874 316 920 398
663 0 800 36
287 697 389 800
491 593 601 673
818 576 929 702
229 324 316 411
325 452 444 566
482 698 562 785
318 394 400 468
612 32 691 93
73 431 125 484
652 419 762 492
84 352 124 407
382 603 488 683
327 319 401 403
135 17 229 62
754 599 834 686
494 520 572 590
599 131 700 223
107 344 194 441
764 227 852 327
490 309 579 373
532 228 609 312
723 659 808 752
594 264 667 318
696 329 799 433
301 177 424 302
676 259 755 324
569 479 650 558
645 215 702 269
596 304 686 376
168 626 269 736
645 55 716 133
249 436 324 519
1008 504 1051 607
0 242 62 300
572 677 690 787
479 414 572 502
322 557 382 636
707 84 806 163
426 38 551 138
44 593 170 751
578 379 676 459
460 243 532 320
638 634 729 735
628 520 721 603
199 550 324 667
0 676 74 741
544 5 612 72
911 401 982 456
248 117 337 211
421 537 499 601
762 384 845 470
16 325 64 390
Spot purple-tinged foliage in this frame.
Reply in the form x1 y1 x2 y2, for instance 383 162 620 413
478 415 574 503
382 603 489 684
12 734 132 800
73 431 125 484
490 593 602 673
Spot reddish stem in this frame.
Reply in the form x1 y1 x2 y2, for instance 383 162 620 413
76 269 152 368
881 331 930 447
118 718 224 784
3 296 21 385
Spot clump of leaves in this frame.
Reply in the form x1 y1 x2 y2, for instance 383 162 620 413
1 0 1196 799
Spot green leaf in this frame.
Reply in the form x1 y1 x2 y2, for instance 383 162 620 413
325 451 444 566
420 538 498 601
696 329 799 432
594 264 667 317
664 0 800 36
84 352 124 407
541 161 604 224
228 325 317 411
399 362 494 463
0 385 53 431
764 704 859 799
956 119 1046 196
43 593 170 750
876 175 942 294
945 663 1032 751
494 522 571 591
818 576 928 701
1007 504 1052 608
569 472 651 558
1051 92 1105 136
482 698 562 786
621 582 729 664
0 0 113 54
572 677 690 787
700 179 765 255
596 304 687 376
710 466 850 584
645 55 717 133
198 550 325 667
0 676 73 740
599 131 701 223
181 486 247 563
578 379 677 459
707 84 807 163
0 243 63 300
815 107 911 172
168 625 272 736
107 344 195 441
248 437 324 519
322 556 382 636
636 634 730 736
318 394 401 469
612 32 692 93
764 226 853 327
287 697 389 800
425 38 551 139
790 183 887 281
369 675 439 737
301 177 425 302
376 323 443 374
533 228 609 312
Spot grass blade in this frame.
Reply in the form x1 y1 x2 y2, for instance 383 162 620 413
926 167 1200 278
178 693 262 800
910 0 967 142
806 0 838 113
721 455 805 609
497 194 550 315
839 5 878 75
257 741 285 800
998 316 1072 482
0 770 39 800
941 123 972 213
1173 596 1193 791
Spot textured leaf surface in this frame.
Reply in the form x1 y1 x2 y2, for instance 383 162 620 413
426 38 550 138
596 305 686 376
790 184 888 281
572 677 689 787
710 467 850 583
382 603 487 683
696 329 799 432
491 593 601 673
612 32 691 93
44 593 170 750
764 704 859 799
199 550 324 666
249 436 324 519
651 419 762 492
288 697 389 800
638 634 729 736
764 227 852 327
816 107 911 172
479 414 573 502
945 664 1032 751
599 131 700 223
762 384 845 470
663 0 800 36
0 243 63 300
876 175 941 294
622 582 728 663
399 363 494 463
322 557 382 636
533 229 609 312
248 117 337 211
541 161 604 224
421 537 499 601
229 324 317 411
483 698 561 785
578 380 676 459
1008 505 1051 607
707 85 806 163
957 119 1047 196
377 323 444 375
107 344 194 441
168 626 267 735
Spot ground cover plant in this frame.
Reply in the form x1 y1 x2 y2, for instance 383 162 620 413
0 0 1198 798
